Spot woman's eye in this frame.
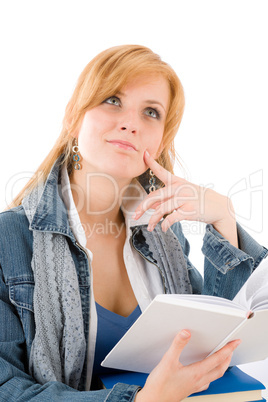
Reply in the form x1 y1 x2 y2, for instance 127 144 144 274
104 96 121 106
145 108 160 119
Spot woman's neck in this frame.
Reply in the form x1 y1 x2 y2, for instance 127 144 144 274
69 168 131 228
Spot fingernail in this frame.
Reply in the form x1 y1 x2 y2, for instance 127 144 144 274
145 150 150 157
180 330 190 339
161 223 168 232
133 210 142 220
147 224 155 232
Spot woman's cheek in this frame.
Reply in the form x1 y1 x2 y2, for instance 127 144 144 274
148 144 162 159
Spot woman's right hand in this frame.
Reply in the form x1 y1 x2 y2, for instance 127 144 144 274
135 330 241 402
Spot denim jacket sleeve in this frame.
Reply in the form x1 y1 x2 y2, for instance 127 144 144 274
202 223 268 299
171 222 268 300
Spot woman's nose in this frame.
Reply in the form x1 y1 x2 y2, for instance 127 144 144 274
120 125 137 134
118 110 138 134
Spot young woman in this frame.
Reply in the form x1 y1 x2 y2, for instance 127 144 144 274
0 45 267 401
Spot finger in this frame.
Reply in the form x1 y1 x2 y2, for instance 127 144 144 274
133 183 180 220
161 208 190 232
198 340 241 374
147 199 184 232
198 353 233 389
163 330 191 363
147 192 199 231
195 383 210 393
144 150 175 185
189 341 240 392
132 188 166 220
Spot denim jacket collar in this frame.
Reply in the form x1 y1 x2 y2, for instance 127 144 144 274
25 158 76 243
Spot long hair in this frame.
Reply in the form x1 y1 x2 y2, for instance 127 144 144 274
9 44 185 208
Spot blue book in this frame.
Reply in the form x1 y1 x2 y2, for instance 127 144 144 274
100 366 266 401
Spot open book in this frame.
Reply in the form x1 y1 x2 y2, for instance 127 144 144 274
102 258 268 373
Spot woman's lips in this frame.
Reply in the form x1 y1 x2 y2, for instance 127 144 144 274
107 140 137 151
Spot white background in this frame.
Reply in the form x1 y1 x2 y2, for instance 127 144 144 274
1 0 267 266
0 0 268 387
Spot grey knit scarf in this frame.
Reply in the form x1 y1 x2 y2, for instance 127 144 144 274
22 176 192 389
22 186 86 389
132 225 192 295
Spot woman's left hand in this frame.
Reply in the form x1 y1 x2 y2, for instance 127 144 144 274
133 151 238 248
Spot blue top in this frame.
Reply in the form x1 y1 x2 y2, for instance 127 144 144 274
92 302 142 379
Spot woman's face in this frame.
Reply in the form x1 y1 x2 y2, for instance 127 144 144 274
76 74 169 180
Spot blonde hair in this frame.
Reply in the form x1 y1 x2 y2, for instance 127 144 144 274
9 44 185 208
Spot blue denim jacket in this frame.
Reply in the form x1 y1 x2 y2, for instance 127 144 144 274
0 160 267 401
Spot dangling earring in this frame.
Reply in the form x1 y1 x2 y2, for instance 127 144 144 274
72 138 81 170
149 169 156 192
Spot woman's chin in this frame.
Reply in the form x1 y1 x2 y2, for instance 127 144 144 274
98 162 146 181
79 155 147 182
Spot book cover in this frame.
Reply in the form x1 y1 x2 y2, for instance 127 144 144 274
100 367 265 401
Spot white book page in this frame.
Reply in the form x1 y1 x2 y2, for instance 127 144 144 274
233 258 268 310
229 310 268 365
156 293 244 311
